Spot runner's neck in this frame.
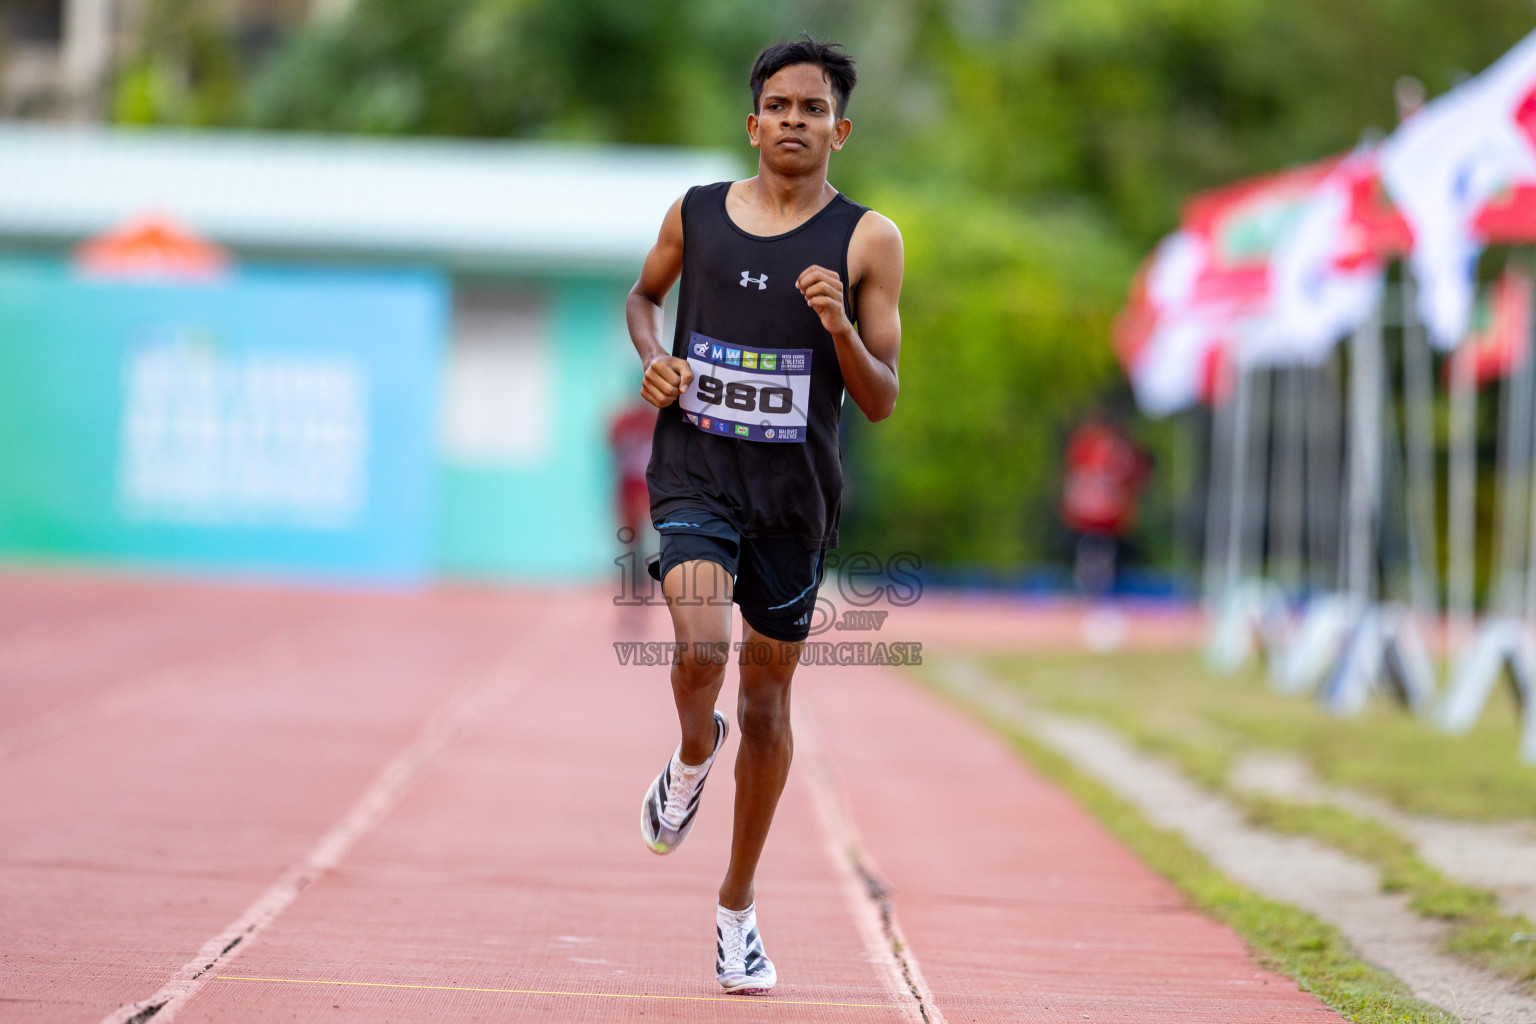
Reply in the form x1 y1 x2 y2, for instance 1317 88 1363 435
727 175 838 236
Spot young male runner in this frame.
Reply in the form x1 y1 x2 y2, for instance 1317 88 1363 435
625 36 903 994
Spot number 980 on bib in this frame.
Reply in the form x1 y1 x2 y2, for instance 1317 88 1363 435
694 377 795 414
678 332 811 444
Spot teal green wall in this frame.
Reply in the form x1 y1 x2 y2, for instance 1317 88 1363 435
436 276 636 582
0 260 446 584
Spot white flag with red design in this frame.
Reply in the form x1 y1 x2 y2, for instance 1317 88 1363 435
1253 149 1397 366
1379 29 1536 349
1115 153 1402 415
1115 231 1241 417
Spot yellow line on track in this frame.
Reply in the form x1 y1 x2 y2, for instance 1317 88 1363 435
215 975 897 1008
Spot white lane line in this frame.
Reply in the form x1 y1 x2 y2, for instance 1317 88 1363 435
101 653 526 1024
796 709 948 1024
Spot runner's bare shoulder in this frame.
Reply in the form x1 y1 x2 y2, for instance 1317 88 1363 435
849 211 904 283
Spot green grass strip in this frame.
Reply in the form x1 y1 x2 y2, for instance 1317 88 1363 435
924 678 1458 1024
1242 796 1536 989
971 651 1536 990
982 651 1535 822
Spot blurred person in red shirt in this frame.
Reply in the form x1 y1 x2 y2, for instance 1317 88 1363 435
1061 419 1150 598
609 401 658 549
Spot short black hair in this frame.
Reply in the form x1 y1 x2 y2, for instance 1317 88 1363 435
749 35 857 119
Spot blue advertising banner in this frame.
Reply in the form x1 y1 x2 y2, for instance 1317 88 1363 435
0 260 447 584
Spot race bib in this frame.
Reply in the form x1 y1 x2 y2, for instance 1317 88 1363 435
678 332 811 443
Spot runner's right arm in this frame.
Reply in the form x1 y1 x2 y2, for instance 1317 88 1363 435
627 196 694 409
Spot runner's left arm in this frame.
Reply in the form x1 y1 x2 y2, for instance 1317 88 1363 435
795 212 903 422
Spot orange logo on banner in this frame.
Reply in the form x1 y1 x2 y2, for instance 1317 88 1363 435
74 213 230 280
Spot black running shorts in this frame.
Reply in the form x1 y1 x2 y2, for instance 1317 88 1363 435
647 509 825 643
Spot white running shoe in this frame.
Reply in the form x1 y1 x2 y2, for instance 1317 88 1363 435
641 710 728 854
716 903 776 994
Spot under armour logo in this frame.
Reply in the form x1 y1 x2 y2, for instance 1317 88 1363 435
740 271 768 290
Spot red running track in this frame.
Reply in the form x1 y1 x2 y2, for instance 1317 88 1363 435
0 571 1337 1023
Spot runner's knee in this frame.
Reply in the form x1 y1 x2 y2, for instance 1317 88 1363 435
737 690 791 747
672 635 729 690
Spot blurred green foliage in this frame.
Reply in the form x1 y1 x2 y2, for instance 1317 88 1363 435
845 188 1133 564
115 0 1536 569
114 0 242 126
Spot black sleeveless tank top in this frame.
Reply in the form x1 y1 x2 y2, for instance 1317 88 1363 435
647 181 869 549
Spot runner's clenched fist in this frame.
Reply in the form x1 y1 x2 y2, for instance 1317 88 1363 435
642 354 694 408
796 265 852 337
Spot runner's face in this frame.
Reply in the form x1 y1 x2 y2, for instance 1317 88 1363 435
748 64 850 171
